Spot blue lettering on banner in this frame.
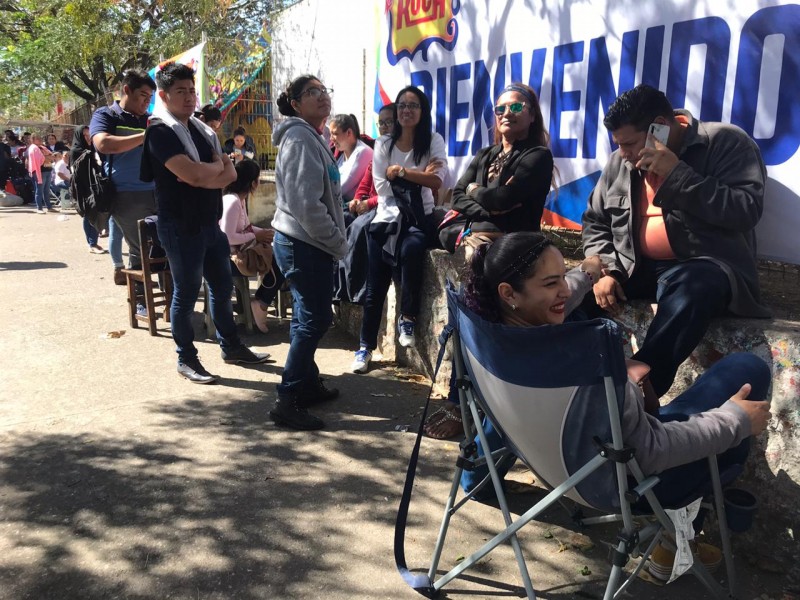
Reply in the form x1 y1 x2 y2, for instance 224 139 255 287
528 48 546 97
449 62 471 156
732 4 800 165
583 31 638 158
667 17 730 122
642 26 665 88
436 67 447 140
549 41 584 158
471 60 494 153
404 6 800 167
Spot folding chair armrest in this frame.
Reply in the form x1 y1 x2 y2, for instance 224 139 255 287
624 476 660 504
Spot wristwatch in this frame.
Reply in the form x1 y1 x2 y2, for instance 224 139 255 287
398 166 406 178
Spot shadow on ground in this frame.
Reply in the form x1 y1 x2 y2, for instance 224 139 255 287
0 261 68 271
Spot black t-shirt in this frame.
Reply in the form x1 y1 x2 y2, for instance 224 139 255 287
142 121 222 232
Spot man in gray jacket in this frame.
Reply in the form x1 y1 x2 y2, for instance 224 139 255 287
583 84 770 397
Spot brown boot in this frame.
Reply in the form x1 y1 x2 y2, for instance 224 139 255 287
113 267 126 285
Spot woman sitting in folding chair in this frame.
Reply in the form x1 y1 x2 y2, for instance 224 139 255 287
465 231 772 581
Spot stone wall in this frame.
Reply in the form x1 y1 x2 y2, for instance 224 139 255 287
334 248 800 566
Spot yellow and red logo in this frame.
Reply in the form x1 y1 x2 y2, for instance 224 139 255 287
386 0 461 65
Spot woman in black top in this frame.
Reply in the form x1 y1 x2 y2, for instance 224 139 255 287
439 82 555 255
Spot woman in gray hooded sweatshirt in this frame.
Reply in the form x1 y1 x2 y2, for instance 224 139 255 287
269 75 348 431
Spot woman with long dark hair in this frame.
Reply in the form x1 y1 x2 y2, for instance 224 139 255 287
351 86 448 374
220 159 284 334
439 83 554 255
270 74 347 430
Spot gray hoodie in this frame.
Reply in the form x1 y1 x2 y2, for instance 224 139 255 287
271 117 348 259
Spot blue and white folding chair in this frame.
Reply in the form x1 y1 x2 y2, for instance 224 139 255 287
395 284 738 599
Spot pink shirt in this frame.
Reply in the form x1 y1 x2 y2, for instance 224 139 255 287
26 144 45 184
220 193 263 249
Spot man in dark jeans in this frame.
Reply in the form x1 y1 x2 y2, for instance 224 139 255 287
582 84 770 397
90 69 158 291
140 62 269 383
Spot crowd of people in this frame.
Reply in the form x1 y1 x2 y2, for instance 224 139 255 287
3 65 774 584
263 73 772 582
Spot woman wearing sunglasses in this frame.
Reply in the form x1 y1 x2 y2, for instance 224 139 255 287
439 83 555 256
269 74 348 430
427 82 555 440
351 86 448 374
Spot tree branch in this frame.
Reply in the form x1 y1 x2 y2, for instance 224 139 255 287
60 74 94 102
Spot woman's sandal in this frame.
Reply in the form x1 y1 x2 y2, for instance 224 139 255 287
423 405 464 440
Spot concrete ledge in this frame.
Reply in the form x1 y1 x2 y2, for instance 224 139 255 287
334 248 800 560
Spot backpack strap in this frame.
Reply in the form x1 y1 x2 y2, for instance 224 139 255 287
394 321 454 598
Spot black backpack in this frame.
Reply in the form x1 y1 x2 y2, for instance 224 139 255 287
70 149 115 228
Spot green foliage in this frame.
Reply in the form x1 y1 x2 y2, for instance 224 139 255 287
0 0 294 118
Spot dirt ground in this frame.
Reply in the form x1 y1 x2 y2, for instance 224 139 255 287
0 206 795 600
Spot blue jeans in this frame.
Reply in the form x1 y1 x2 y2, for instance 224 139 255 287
51 179 70 200
640 353 770 516
272 231 335 395
109 216 124 268
157 220 241 363
359 223 431 350
624 259 731 397
33 171 53 210
82 216 98 247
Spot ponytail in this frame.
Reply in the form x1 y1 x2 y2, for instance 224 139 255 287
464 242 501 322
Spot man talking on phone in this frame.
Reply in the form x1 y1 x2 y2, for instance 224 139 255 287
582 84 770 398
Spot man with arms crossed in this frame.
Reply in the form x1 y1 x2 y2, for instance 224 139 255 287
90 69 157 292
141 62 269 383
582 84 770 397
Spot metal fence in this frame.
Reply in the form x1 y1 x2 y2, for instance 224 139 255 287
219 67 277 171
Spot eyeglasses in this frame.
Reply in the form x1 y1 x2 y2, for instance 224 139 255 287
378 119 395 128
297 86 333 100
494 102 527 116
397 102 421 111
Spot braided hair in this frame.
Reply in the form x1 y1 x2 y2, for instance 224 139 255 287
464 232 554 322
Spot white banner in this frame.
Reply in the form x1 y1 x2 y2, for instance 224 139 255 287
375 0 800 264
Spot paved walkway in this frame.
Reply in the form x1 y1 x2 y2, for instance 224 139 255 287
0 206 789 599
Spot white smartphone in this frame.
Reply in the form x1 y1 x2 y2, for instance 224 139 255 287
641 122 670 170
645 122 670 148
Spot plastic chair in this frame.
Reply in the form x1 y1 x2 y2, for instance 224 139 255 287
398 283 738 600
122 216 172 336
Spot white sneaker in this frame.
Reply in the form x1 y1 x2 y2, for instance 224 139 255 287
352 347 372 374
398 317 416 348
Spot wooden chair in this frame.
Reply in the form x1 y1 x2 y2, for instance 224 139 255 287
122 217 173 336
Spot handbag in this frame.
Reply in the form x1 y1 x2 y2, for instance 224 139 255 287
231 238 274 277
390 178 426 228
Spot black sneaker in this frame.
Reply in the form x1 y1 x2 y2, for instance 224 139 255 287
298 377 340 407
269 394 325 430
177 358 219 384
221 345 271 364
